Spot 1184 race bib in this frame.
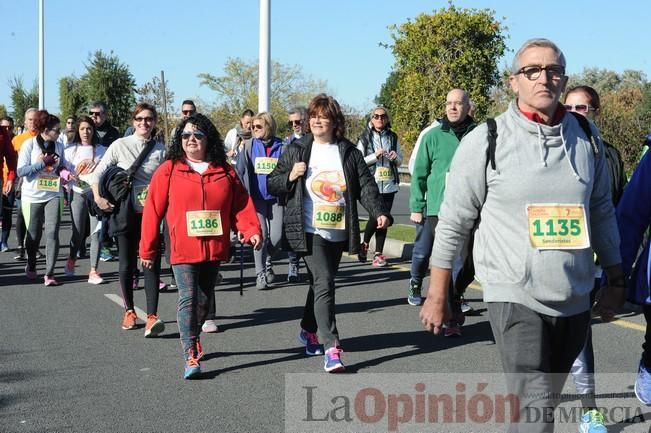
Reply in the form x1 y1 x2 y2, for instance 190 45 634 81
527 204 590 250
186 210 223 237
36 175 60 192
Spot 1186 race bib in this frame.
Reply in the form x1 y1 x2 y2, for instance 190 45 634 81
186 210 223 237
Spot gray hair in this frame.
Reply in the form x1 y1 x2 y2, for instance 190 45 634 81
511 38 566 74
24 107 37 117
287 106 307 117
90 101 107 113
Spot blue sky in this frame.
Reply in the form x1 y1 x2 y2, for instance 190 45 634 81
1 0 650 119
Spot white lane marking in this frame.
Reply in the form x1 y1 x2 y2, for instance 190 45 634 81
104 293 147 321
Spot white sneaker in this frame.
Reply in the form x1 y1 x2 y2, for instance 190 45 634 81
201 319 219 333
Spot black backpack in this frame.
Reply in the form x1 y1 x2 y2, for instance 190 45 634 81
485 111 599 170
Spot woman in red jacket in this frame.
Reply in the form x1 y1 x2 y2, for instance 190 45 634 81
139 113 262 379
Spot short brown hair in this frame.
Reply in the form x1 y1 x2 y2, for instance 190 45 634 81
306 93 346 141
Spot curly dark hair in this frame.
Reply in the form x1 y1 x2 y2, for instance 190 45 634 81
168 113 227 166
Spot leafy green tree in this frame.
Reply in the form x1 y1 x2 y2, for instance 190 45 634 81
382 3 507 155
199 57 328 138
568 68 650 175
0 105 7 119
58 75 85 120
8 76 39 126
78 50 136 130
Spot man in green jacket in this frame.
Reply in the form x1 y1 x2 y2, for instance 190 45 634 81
409 88 475 335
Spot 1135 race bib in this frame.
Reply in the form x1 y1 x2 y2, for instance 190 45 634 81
527 204 590 250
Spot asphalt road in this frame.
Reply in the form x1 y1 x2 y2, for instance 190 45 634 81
357 183 410 226
1 209 650 433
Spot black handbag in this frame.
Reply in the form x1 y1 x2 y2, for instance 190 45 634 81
100 139 157 205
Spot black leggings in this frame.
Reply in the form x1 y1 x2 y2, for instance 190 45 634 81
363 192 395 254
643 304 651 369
117 213 160 314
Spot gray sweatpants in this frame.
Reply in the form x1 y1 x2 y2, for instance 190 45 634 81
23 197 61 276
487 302 590 433
253 200 284 275
69 190 100 270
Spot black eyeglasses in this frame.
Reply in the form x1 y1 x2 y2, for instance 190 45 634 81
564 104 594 114
516 65 565 81
50 127 61 133
372 114 388 120
288 120 302 127
252 124 264 130
181 131 206 140
182 110 195 115
89 111 103 116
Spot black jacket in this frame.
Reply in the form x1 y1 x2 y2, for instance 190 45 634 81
267 134 392 254
357 125 400 184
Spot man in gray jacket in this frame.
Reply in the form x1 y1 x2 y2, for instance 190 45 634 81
419 38 626 433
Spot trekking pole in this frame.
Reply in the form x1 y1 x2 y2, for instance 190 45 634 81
239 238 245 296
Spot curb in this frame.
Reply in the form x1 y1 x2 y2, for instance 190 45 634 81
361 234 413 261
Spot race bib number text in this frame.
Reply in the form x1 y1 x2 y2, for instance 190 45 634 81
527 204 590 250
186 210 223 237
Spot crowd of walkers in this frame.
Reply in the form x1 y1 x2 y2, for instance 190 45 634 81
2 36 651 433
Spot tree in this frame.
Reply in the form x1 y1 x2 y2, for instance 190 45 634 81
568 68 650 175
0 105 7 119
199 58 328 137
136 75 175 138
8 76 39 126
58 75 85 120
381 3 507 155
78 50 136 130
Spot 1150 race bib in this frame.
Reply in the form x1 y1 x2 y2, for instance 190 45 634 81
254 157 278 175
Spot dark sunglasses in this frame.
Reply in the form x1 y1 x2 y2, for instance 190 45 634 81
288 120 302 127
89 111 103 116
49 127 61 133
564 104 594 114
181 131 206 140
252 124 264 130
372 114 388 120
134 116 154 123
182 110 195 115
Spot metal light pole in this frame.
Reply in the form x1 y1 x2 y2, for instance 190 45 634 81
38 0 45 109
258 0 270 113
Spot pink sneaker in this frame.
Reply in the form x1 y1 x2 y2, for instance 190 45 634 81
64 257 76 276
44 275 59 286
88 271 104 285
372 254 387 267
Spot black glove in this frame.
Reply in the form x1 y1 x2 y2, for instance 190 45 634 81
42 153 57 167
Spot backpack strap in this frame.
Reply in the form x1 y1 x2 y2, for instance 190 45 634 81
569 111 600 158
486 118 498 170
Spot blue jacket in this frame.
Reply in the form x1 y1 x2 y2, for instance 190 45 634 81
617 151 651 304
235 136 283 202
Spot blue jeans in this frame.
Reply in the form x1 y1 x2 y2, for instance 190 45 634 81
409 219 434 287
172 261 220 359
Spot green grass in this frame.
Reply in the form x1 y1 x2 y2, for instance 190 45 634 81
359 219 416 242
